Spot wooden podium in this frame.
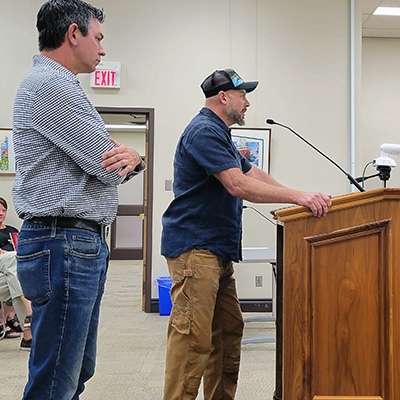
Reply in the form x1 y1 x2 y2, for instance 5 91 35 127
273 188 400 400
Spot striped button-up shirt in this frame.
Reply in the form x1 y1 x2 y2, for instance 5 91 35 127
12 55 144 225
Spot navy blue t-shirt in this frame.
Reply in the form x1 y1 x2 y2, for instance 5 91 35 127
161 107 252 262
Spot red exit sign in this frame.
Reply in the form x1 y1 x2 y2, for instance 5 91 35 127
90 61 121 88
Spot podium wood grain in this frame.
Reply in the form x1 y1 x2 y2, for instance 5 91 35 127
275 189 400 400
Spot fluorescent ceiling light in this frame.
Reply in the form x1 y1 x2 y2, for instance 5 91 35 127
374 6 400 16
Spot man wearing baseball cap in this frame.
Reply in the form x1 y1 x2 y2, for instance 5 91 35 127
161 69 331 399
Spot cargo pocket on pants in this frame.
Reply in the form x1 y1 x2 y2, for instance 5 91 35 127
171 304 191 335
170 276 192 335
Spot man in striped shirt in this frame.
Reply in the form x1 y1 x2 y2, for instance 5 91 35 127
12 1 145 399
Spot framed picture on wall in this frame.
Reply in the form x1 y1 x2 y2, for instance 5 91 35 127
0 128 15 175
231 127 271 173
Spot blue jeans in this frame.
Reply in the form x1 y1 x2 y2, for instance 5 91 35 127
16 219 109 400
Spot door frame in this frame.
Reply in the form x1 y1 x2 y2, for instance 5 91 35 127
96 106 154 313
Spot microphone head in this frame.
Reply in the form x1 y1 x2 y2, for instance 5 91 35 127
266 119 275 125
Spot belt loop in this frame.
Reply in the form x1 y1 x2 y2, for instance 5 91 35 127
100 225 106 243
51 217 57 238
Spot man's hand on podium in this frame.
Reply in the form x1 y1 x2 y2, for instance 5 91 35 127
295 191 332 218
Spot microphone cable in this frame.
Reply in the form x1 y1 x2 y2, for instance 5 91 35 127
243 205 277 227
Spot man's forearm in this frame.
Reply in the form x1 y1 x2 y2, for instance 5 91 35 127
245 165 285 188
214 167 332 217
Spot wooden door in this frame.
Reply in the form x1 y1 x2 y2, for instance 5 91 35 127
111 171 145 260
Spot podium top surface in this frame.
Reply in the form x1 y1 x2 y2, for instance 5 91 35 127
272 188 400 223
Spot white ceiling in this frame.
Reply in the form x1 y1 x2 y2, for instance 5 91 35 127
363 0 400 38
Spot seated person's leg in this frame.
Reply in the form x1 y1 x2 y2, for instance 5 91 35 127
12 296 32 343
4 301 22 331
0 302 20 338
0 252 32 344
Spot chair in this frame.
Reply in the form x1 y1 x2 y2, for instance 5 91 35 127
10 232 18 250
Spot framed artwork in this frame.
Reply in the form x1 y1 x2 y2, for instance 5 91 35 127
0 128 15 175
231 127 271 173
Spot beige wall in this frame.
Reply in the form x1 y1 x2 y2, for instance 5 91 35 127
360 38 400 190
3 0 393 299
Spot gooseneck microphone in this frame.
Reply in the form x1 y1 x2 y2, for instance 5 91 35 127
266 119 365 192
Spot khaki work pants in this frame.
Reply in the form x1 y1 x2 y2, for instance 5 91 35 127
163 249 244 400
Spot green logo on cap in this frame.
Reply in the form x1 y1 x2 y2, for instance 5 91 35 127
226 69 243 87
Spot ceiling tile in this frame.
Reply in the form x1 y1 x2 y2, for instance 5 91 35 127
363 14 400 28
381 0 400 6
363 28 400 37
362 0 384 13
362 0 400 38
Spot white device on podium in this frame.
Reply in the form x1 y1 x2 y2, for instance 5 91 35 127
373 143 400 167
370 143 400 186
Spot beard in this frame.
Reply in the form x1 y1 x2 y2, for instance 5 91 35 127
226 102 246 126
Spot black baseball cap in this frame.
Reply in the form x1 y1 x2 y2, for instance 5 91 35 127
201 68 259 98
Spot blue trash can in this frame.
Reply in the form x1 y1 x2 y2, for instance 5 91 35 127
157 276 173 316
